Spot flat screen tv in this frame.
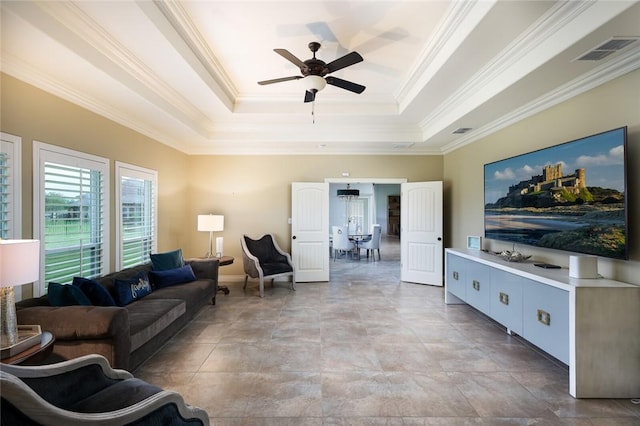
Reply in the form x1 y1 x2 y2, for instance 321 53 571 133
484 126 628 260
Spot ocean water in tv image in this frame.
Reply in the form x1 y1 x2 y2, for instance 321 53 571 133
484 127 627 259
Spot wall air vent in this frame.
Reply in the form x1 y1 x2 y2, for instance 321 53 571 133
453 127 472 134
575 37 639 61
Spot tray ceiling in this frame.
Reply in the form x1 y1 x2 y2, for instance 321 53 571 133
1 1 639 155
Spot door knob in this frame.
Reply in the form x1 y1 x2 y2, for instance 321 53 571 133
292 236 297 239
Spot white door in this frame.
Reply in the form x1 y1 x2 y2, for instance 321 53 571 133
291 182 330 282
400 181 443 285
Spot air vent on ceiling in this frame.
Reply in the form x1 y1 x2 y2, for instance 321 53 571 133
453 127 472 134
392 143 415 149
575 37 639 61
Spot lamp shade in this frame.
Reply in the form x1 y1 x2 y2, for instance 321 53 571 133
0 239 40 287
197 215 224 232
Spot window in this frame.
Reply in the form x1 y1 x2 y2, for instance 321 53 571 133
116 162 157 270
0 133 21 240
1 133 23 301
348 199 369 233
33 142 109 296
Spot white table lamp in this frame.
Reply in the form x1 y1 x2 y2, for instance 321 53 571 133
0 239 40 349
197 215 224 258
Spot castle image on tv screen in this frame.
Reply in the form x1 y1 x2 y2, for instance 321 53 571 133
484 127 627 260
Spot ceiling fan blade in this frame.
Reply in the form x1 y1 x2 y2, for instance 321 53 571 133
306 21 339 43
326 51 363 73
325 76 366 94
274 49 307 69
258 76 302 85
304 90 316 103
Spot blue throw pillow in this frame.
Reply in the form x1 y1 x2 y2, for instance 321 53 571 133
72 277 116 306
114 271 153 306
149 264 196 289
48 282 92 306
150 249 184 271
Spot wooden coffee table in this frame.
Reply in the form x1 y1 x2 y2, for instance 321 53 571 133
1 331 55 366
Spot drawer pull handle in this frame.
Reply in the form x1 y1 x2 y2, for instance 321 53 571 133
537 309 551 326
453 271 459 280
472 280 480 291
499 292 509 305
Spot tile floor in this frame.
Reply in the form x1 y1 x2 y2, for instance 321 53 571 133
136 237 640 425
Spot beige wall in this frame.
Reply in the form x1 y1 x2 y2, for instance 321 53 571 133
443 69 640 285
2 73 442 280
187 155 442 276
5 67 638 287
1 73 191 295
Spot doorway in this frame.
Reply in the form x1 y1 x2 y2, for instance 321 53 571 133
327 179 404 273
291 179 442 286
329 233 402 281
329 182 401 238
327 178 405 234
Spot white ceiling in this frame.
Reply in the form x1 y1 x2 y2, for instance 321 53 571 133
2 1 639 155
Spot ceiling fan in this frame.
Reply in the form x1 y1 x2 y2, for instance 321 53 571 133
258 42 365 103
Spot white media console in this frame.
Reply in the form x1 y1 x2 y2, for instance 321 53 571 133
445 248 640 398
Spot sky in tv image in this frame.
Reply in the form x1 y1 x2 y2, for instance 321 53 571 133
485 129 625 204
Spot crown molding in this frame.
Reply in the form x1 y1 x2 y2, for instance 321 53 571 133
1 53 186 153
27 1 214 138
145 0 237 109
396 0 495 109
418 0 597 136
187 142 443 157
440 46 640 154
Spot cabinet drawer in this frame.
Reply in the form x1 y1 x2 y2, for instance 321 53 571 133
465 262 491 314
490 270 524 335
522 280 569 364
446 254 466 301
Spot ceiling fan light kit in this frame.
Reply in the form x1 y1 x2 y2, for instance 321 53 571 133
301 75 327 93
258 41 365 104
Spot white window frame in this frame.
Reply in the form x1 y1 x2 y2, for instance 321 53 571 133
1 133 23 300
33 142 110 297
115 161 157 270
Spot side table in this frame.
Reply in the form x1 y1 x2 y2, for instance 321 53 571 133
217 256 234 266
216 256 234 295
192 256 234 295
1 331 55 366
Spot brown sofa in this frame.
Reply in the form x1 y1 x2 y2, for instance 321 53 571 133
16 258 219 371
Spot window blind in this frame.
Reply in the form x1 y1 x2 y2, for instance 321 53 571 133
0 151 9 239
120 175 156 269
43 162 105 285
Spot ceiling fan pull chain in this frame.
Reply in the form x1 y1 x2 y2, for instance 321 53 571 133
312 100 315 124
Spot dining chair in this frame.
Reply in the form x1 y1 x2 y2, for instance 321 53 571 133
360 224 382 261
332 226 355 261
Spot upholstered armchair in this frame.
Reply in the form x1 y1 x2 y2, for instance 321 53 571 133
1 354 209 425
241 234 295 298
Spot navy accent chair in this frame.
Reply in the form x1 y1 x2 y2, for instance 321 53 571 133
1 354 209 425
241 234 295 298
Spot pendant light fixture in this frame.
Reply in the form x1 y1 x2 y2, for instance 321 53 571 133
337 184 359 199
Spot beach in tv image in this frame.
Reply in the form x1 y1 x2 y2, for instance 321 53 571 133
484 127 628 260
